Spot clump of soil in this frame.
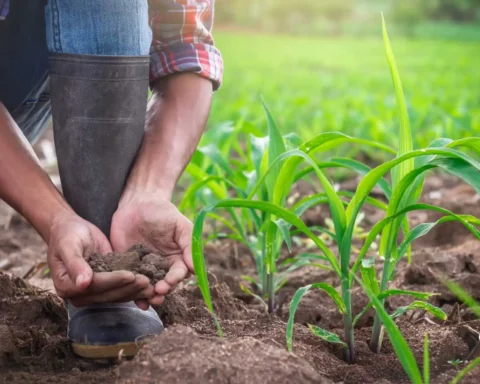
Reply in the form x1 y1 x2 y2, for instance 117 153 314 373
117 325 333 384
88 244 170 284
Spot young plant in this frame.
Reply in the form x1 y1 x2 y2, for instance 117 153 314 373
286 17 480 362
191 16 480 365
448 359 464 371
364 16 480 353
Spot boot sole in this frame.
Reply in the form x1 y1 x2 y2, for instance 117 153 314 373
72 341 145 359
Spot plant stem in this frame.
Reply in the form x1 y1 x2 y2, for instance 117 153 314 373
369 256 390 353
266 272 275 313
341 277 356 363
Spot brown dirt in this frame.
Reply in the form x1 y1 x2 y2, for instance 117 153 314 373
88 244 170 285
1 174 480 383
0 272 114 384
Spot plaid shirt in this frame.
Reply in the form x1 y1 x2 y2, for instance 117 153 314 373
0 0 223 89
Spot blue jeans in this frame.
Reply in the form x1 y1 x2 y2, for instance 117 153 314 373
0 0 152 143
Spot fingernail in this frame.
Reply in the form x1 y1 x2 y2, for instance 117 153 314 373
76 274 87 287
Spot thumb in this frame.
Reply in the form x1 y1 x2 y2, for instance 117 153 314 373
176 219 194 274
62 240 93 290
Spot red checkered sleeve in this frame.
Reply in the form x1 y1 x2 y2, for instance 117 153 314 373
148 0 223 90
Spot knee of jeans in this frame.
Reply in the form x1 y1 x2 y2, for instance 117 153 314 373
45 0 152 56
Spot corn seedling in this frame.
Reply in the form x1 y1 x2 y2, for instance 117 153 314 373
191 16 480 365
287 17 480 363
363 16 480 353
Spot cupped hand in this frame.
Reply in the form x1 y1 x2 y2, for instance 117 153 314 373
47 213 154 307
111 196 194 307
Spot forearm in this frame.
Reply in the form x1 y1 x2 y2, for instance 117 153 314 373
0 103 74 241
120 73 213 203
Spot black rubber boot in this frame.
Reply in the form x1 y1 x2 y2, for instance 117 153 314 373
49 54 163 359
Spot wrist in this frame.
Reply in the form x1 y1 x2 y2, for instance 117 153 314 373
34 202 76 243
119 182 173 208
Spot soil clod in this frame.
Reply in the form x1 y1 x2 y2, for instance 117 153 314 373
88 244 170 284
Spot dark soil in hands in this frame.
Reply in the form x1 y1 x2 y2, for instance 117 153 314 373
88 244 170 284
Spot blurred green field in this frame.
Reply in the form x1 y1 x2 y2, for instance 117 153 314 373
208 31 480 150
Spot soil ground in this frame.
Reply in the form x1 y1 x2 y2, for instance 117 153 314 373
1 165 480 383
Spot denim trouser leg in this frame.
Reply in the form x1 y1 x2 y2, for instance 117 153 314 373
0 0 50 143
0 0 151 144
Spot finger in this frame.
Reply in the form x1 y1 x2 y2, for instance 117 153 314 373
164 259 189 287
154 280 171 296
149 295 165 305
126 285 155 301
50 258 78 298
94 231 113 254
59 239 93 289
183 244 194 274
135 299 150 311
71 281 146 306
86 271 137 293
176 221 194 274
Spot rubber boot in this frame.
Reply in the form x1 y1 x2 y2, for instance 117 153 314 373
49 54 163 359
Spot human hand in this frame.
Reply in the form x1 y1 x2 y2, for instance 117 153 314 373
111 195 194 307
47 213 154 307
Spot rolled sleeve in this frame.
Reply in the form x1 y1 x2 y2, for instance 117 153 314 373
148 0 223 90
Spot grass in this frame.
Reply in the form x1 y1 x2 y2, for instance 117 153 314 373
208 31 480 152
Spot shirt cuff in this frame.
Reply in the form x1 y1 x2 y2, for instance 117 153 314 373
149 43 223 91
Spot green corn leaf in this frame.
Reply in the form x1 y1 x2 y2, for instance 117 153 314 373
286 283 346 351
391 301 447 320
308 324 347 348
346 147 480 229
206 213 244 242
398 215 480 258
179 176 235 212
263 100 286 200
241 275 258 285
424 334 430 384
447 137 480 156
250 135 269 175
382 14 413 190
330 157 392 199
299 132 395 156
273 218 292 253
350 203 480 284
353 289 437 327
360 259 380 295
380 155 480 261
359 277 423 384
291 225 337 241
198 143 236 177
451 358 480 384
283 253 334 272
240 283 268 311
248 150 336 201
185 163 227 200
293 158 392 199
430 157 480 194
283 132 303 148
275 260 312 291
348 148 480 222
444 281 480 318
